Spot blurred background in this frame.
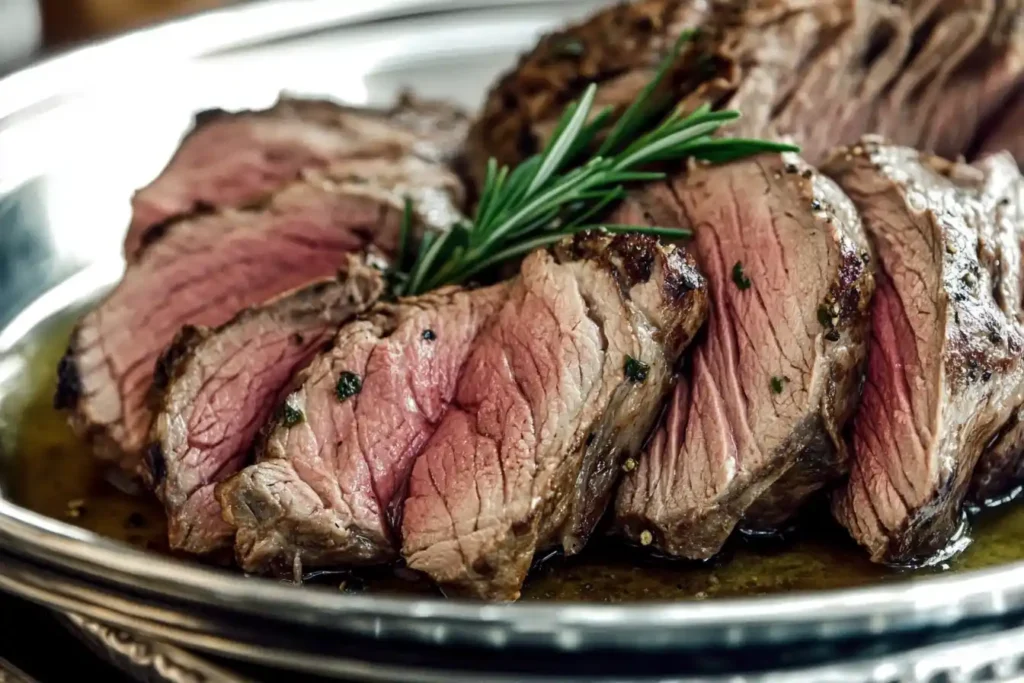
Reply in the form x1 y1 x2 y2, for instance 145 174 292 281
1 0 231 74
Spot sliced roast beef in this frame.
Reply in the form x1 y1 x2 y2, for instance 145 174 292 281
401 233 708 600
465 0 1023 188
979 89 1024 165
56 159 464 473
872 0 1024 162
146 258 385 555
126 94 468 261
826 138 1024 564
613 154 874 559
217 283 508 573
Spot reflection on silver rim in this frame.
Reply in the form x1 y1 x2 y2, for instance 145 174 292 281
2 0 1024 674
0 658 36 683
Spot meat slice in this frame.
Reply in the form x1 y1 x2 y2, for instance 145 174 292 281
614 154 874 559
979 89 1024 165
873 0 1024 162
55 159 463 473
825 138 1024 564
217 283 508 573
126 94 468 261
465 0 1024 188
401 233 708 600
146 258 385 555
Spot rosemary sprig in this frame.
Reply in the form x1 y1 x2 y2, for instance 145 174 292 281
393 32 799 297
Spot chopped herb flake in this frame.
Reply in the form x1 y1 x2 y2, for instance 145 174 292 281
732 262 752 290
624 356 650 383
554 37 586 57
770 376 789 394
282 404 305 427
336 372 363 402
639 530 654 546
422 329 436 341
623 457 638 473
817 304 835 328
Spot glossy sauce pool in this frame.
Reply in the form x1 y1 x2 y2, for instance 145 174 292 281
6 308 1024 602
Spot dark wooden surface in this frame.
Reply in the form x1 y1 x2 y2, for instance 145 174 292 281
38 0 229 48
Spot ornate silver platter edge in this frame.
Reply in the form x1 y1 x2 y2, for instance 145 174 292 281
3 0 1024 675
55 611 1024 682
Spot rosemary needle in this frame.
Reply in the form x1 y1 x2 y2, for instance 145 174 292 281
394 32 799 296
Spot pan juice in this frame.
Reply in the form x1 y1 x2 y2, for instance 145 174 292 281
6 309 1024 602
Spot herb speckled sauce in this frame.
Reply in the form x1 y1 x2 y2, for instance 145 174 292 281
6 311 1024 601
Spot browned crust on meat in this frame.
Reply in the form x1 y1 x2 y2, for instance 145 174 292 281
53 345 83 412
55 332 130 465
825 138 1024 563
465 0 723 189
149 325 210 410
141 259 386 490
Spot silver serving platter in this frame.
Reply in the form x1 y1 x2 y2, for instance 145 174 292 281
2 0 1024 680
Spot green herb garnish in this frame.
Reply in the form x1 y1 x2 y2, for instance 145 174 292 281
818 304 835 328
554 37 586 58
624 356 650 383
282 404 305 427
732 262 751 290
392 31 798 297
770 376 789 395
335 372 362 402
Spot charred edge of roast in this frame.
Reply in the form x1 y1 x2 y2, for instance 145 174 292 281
555 231 703 300
554 231 705 357
148 325 211 413
54 343 83 411
467 1 733 183
192 107 232 128
145 443 167 486
136 200 217 253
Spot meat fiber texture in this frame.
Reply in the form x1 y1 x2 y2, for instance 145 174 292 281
979 90 1024 170
218 283 509 573
401 233 708 600
465 0 1024 190
55 157 465 474
614 154 874 560
145 257 386 555
126 93 469 261
826 137 1024 564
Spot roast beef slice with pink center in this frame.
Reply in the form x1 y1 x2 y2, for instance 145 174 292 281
126 94 468 261
826 138 1024 564
401 233 708 601
217 284 508 574
614 154 874 560
55 159 463 473
146 258 385 555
